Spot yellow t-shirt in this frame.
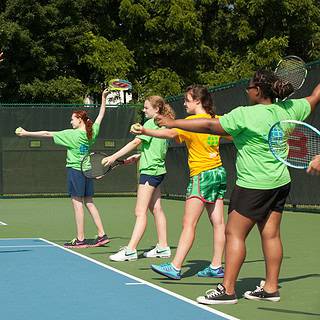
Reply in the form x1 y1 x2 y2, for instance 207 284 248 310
174 114 222 177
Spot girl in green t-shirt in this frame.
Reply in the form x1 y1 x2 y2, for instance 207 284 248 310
16 89 110 248
131 85 228 281
101 96 175 262
154 71 320 305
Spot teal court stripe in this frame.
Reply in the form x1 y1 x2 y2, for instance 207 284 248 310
41 238 239 320
0 238 239 320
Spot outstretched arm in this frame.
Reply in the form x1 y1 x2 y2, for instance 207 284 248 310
102 138 142 166
94 89 109 125
15 127 55 138
306 83 320 112
130 124 178 139
155 115 227 135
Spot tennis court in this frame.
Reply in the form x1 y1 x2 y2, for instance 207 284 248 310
0 197 319 320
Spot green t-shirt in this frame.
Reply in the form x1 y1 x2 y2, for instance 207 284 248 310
219 98 311 189
53 123 100 170
137 119 168 176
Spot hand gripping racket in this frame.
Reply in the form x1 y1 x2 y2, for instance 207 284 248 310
81 152 125 179
108 79 132 91
274 56 307 99
268 120 320 169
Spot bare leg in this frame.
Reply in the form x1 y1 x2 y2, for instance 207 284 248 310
148 187 168 248
222 211 256 295
257 211 283 293
127 183 156 250
84 196 105 237
71 196 85 241
171 198 204 269
206 199 225 267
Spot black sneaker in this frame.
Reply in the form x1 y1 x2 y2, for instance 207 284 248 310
196 284 238 305
64 238 88 248
243 281 280 302
89 234 110 247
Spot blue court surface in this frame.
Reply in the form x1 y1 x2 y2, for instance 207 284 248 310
0 238 238 320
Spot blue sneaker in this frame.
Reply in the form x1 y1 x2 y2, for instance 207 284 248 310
197 266 224 278
151 263 181 280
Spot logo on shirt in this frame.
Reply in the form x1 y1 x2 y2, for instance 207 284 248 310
79 144 89 155
207 135 219 146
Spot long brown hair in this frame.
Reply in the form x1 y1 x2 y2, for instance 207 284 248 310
185 85 216 118
146 96 175 119
73 110 93 140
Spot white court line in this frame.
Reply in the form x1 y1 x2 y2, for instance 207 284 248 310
0 221 8 226
39 238 239 320
125 282 145 286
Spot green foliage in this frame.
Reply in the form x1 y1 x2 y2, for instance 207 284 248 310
135 68 184 101
0 0 319 102
19 76 85 102
78 31 135 94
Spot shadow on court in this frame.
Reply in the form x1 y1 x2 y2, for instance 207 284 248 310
258 307 320 318
0 249 32 254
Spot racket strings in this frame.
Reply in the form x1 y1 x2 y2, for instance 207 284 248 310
270 123 320 168
275 58 306 90
82 153 108 179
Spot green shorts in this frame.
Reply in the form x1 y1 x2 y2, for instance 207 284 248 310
186 166 227 203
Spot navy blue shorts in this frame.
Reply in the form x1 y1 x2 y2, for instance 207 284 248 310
139 174 165 188
67 168 94 197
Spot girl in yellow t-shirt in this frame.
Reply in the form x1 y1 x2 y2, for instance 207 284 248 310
131 85 228 280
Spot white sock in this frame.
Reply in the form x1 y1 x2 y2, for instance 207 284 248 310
210 264 221 270
171 263 181 271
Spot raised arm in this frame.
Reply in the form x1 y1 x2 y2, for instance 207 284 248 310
155 115 227 135
102 138 142 166
94 89 109 125
15 127 55 138
306 83 320 112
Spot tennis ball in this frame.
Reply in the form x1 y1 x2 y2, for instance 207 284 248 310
15 127 23 134
131 123 142 132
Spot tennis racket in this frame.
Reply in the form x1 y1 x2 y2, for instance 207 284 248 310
108 79 132 91
268 120 320 169
274 56 307 99
81 152 125 179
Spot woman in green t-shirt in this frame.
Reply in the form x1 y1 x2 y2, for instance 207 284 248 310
101 96 175 262
16 89 110 248
155 70 320 305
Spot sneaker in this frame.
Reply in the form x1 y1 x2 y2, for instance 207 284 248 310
243 280 280 302
151 263 181 280
197 284 238 305
64 238 88 249
143 244 171 258
109 247 138 261
197 265 224 278
89 234 110 247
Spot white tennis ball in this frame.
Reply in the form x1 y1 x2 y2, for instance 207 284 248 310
15 127 23 134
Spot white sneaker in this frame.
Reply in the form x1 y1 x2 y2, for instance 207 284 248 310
109 247 138 261
143 244 171 258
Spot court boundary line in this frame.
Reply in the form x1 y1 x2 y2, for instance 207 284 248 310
36 238 239 320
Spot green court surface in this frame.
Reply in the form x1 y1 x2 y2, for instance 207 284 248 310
0 197 319 320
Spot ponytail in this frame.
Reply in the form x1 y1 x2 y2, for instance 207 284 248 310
73 111 93 140
186 85 216 118
146 96 176 120
251 70 294 102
